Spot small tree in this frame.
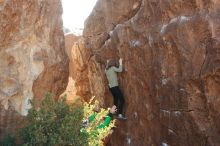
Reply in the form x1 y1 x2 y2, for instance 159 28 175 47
19 94 115 146
82 97 116 146
19 93 88 146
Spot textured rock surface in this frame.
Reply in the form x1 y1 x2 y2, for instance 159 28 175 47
64 34 86 102
68 0 220 145
65 33 102 103
0 0 68 139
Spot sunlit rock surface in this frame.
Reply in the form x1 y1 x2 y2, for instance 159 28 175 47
0 0 68 139
68 0 220 145
65 33 104 103
64 33 79 101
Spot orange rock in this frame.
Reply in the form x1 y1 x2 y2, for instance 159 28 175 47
68 0 220 145
0 0 68 140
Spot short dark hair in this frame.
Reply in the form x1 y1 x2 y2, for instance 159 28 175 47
106 59 119 70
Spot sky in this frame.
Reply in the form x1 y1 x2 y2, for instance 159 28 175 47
62 0 97 34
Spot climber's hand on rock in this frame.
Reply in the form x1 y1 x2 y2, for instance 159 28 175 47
119 58 123 65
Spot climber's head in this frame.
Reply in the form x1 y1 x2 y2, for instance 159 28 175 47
106 59 119 69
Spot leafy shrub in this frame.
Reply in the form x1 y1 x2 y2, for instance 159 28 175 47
19 93 88 146
18 94 115 146
82 97 116 146
0 134 16 146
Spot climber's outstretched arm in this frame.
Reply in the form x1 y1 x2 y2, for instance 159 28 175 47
113 58 123 72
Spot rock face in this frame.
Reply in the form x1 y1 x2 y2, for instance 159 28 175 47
65 34 98 103
64 34 87 102
0 0 68 139
68 0 220 145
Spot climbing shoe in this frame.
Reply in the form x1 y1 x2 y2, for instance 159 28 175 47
116 114 127 120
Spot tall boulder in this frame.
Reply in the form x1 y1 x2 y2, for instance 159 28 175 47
69 0 220 145
0 0 68 139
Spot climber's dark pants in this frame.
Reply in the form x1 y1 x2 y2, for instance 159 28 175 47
109 86 124 115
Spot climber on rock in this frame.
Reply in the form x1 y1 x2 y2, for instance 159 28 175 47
105 58 127 120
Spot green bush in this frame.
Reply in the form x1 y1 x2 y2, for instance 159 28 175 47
18 94 115 146
0 134 16 146
19 93 88 146
82 97 116 146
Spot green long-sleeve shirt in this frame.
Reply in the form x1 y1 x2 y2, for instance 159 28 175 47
88 112 112 129
80 112 113 146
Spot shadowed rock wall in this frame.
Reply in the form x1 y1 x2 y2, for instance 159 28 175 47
68 0 220 145
0 0 68 139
